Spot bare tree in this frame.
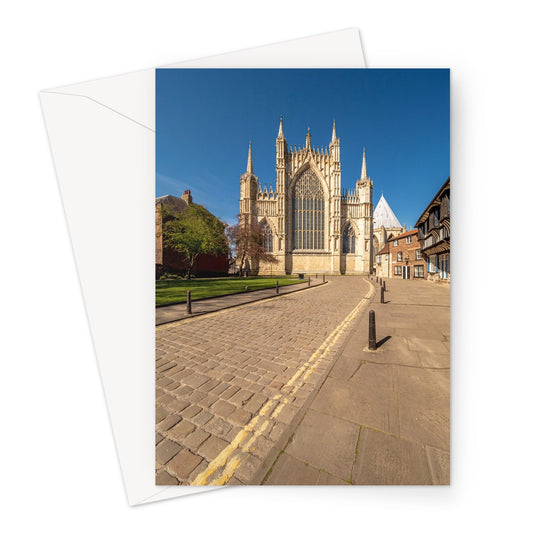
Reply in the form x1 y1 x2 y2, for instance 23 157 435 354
226 218 277 276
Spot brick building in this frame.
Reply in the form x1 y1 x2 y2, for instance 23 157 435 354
375 229 426 280
156 190 229 278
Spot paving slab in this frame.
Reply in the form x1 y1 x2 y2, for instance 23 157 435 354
281 409 360 481
352 427 433 485
262 277 449 485
311 377 400 434
426 445 451 484
263 452 321 485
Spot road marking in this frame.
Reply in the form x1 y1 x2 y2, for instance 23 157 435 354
190 279 375 485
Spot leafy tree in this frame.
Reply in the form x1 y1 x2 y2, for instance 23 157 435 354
162 203 228 279
226 218 278 276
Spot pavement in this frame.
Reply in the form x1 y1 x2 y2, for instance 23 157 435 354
156 277 325 325
264 277 450 485
155 275 449 486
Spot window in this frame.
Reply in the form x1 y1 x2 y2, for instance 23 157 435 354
416 249 422 260
292 169 325 250
406 235 412 244
427 255 439 273
376 254 382 264
397 252 403 262
393 240 398 247
342 224 356 253
414 265 424 278
394 266 401 276
262 221 273 253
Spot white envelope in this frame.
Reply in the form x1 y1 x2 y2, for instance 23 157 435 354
40 28 366 506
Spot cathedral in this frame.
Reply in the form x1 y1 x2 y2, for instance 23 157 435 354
239 117 374 275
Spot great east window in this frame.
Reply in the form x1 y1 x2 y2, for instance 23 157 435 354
292 169 325 250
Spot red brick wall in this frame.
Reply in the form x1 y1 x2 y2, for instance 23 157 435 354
162 246 229 276
377 231 426 279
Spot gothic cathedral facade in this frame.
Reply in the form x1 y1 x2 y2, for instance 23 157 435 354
239 117 373 275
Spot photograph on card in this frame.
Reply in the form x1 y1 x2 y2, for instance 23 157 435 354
155 69 450 485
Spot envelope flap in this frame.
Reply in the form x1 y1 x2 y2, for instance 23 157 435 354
41 28 363 131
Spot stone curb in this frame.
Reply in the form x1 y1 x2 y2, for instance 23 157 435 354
156 280 329 327
252 280 376 485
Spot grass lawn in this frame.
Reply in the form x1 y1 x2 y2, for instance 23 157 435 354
156 276 306 306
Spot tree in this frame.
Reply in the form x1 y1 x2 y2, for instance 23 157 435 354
226 218 278 276
162 203 228 279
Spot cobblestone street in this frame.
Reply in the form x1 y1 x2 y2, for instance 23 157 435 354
156 276 374 485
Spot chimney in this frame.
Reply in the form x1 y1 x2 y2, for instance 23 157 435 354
181 189 193 204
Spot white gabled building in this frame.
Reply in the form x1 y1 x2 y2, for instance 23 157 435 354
372 194 404 270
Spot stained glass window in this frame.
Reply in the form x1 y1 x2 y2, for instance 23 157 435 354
342 224 356 253
292 169 325 250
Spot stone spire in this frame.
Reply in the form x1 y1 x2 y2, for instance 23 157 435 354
277 115 284 139
331 120 337 143
246 141 253 174
360 148 368 180
306 127 311 150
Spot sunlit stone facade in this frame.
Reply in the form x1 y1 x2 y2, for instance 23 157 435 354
239 117 374 275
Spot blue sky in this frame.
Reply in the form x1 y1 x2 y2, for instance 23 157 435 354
156 69 449 228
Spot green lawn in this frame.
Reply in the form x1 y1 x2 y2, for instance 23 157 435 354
156 276 306 306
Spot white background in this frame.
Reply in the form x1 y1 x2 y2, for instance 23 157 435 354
1 1 532 531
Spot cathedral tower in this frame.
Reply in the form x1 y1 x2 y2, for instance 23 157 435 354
238 118 374 275
239 141 258 224
275 116 288 263
355 148 374 273
329 121 342 266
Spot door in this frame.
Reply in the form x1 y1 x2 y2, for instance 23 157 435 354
402 266 411 279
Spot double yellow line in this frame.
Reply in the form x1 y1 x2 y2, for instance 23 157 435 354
191 279 375 485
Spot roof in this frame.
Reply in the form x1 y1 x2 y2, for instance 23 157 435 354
373 194 401 229
155 194 188 214
414 177 451 227
376 229 418 255
391 229 418 239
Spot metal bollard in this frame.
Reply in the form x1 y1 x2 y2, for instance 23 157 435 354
276 280 279 294
381 286 385 304
315 273 317 279
323 274 325 283
308 277 311 287
186 290 192 315
383 281 386 292
368 310 377 351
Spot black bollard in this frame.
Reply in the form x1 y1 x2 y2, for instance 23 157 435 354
368 310 377 351
383 280 386 292
315 273 318 279
276 280 279 294
322 274 325 283
381 286 385 304
186 290 192 315
308 277 311 287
